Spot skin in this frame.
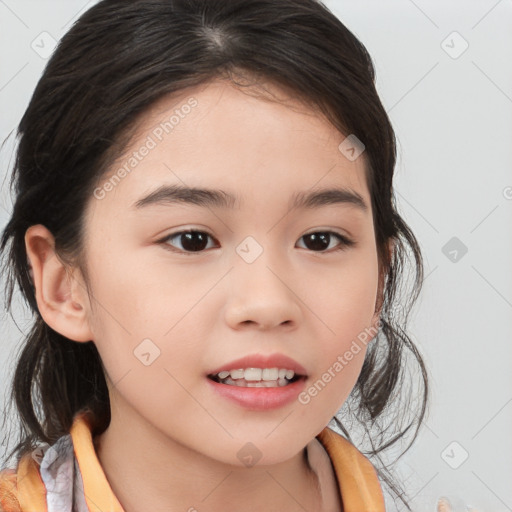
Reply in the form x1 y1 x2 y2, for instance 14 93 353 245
25 78 392 512
437 498 453 512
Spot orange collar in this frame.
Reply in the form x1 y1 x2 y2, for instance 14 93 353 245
316 427 386 511
13 411 385 512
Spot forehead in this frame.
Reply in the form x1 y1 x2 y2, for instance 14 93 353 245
92 78 371 213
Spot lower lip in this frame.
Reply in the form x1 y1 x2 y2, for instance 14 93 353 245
206 376 307 411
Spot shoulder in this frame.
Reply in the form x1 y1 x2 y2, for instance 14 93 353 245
0 411 98 512
0 440 58 512
0 467 22 512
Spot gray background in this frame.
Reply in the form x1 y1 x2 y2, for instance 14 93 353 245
1 1 511 511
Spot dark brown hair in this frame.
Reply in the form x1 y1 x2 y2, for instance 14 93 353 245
0 0 429 509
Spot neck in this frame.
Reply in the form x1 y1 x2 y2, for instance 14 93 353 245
94 404 332 512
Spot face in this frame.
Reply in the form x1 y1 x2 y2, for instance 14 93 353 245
80 78 383 466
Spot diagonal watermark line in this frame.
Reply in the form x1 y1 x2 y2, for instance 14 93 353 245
61 0 96 30
469 204 499 233
164 163 233 233
396 190 439 233
409 471 439 501
388 62 440 113
471 397 512 439
265 410 295 438
0 62 29 92
407 0 439 29
72 474 104 512
200 471 233 502
265 471 309 511
163 367 234 438
162 267 234 337
266 163 337 235
110 368 132 388
0 0 29 29
471 470 512 510
422 265 438 284
422 420 439 439
266 266 336 335
472 61 512 105
421 421 439 439
26 250 131 336
471 0 504 29
471 265 512 308
71 270 132 335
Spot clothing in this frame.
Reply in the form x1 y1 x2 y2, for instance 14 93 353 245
0 410 386 511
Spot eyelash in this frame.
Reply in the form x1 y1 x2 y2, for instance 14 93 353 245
157 229 356 255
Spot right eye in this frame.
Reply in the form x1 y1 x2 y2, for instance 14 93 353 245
158 230 218 254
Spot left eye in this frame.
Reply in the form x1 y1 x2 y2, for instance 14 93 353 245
158 230 355 254
297 231 355 252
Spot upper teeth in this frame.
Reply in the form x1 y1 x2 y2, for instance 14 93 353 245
216 368 295 381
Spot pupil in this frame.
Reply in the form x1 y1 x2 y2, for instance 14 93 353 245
182 232 208 251
304 233 329 251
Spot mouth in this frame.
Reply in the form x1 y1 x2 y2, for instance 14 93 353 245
206 359 308 410
207 368 305 388
207 353 308 389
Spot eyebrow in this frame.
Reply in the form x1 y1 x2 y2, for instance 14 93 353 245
132 184 368 213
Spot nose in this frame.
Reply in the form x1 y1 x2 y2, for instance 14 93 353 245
223 253 302 331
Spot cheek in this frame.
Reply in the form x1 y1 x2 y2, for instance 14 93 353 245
298 251 378 412
298 318 372 430
85 260 204 420
85 248 208 380
306 247 379 337
294 323 370 436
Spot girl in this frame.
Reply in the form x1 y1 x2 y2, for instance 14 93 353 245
0 0 429 510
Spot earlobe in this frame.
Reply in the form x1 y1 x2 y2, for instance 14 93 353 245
25 224 94 343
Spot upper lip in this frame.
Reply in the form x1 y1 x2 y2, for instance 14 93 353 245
207 353 308 377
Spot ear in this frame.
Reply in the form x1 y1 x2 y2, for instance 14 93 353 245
370 238 395 333
25 224 94 342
